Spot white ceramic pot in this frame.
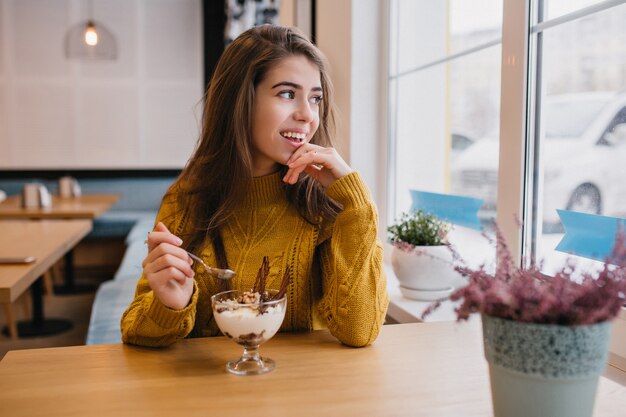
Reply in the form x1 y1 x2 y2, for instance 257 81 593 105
391 245 459 300
482 315 612 417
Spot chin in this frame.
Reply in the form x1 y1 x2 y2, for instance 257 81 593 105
278 154 292 166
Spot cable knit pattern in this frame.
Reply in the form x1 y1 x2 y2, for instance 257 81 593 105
121 171 389 347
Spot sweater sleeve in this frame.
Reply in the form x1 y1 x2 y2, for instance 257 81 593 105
316 172 389 347
120 194 198 347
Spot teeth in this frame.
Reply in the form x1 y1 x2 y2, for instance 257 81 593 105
282 132 306 140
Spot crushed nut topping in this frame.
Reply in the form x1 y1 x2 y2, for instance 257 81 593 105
215 256 292 314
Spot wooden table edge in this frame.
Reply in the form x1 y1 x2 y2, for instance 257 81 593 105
0 220 92 304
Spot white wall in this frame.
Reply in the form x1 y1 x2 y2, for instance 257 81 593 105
0 0 204 169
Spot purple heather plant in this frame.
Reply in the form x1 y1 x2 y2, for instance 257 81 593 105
423 226 626 325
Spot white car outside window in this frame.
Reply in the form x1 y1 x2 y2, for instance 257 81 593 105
451 92 626 226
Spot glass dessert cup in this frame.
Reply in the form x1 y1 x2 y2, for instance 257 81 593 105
211 289 287 375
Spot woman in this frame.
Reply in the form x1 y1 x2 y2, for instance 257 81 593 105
121 25 388 348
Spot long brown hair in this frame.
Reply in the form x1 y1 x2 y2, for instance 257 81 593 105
163 25 341 267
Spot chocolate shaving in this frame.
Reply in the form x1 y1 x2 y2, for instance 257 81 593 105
270 266 292 301
250 256 292 303
253 256 270 295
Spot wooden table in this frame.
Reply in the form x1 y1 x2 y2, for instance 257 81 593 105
0 194 119 219
0 220 92 337
0 194 118 294
0 322 624 416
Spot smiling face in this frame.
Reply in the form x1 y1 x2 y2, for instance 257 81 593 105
251 55 322 177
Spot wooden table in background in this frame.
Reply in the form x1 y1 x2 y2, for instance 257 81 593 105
0 194 119 219
0 220 92 337
0 194 118 294
0 322 624 416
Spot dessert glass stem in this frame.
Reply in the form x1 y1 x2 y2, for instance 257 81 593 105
242 346 261 361
226 346 276 376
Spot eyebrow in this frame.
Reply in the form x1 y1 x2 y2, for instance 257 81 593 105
271 81 323 92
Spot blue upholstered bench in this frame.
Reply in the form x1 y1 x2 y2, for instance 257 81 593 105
74 179 167 344
86 222 152 345
85 278 139 345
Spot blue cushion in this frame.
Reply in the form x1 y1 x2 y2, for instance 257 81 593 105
86 278 138 345
0 177 173 210
89 211 157 240
87 218 156 345
114 240 148 281
0 180 40 196
76 178 173 212
125 214 157 245
89 218 136 239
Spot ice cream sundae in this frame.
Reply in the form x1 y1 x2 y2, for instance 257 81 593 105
211 256 292 375
213 290 286 347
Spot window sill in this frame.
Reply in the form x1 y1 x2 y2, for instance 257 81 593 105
384 264 466 323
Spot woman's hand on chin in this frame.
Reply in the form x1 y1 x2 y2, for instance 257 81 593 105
283 144 352 188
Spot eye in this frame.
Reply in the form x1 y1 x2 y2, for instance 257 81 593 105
310 95 323 105
278 90 295 99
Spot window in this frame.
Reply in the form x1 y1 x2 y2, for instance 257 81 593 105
388 0 503 269
525 0 626 362
526 1 626 277
387 0 626 358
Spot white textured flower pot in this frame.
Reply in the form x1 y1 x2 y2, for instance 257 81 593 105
482 315 612 417
390 245 458 301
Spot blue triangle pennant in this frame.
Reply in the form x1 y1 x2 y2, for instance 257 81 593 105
410 190 484 230
555 209 626 265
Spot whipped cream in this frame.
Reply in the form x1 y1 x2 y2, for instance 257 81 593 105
214 303 285 346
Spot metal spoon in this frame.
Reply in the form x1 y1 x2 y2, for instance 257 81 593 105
186 251 236 280
144 239 235 280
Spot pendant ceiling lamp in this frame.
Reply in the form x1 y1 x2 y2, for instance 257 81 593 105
65 0 117 60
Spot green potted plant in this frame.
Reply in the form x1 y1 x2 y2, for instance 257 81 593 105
387 210 459 301
424 227 626 417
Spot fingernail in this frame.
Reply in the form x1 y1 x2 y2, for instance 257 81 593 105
175 237 183 245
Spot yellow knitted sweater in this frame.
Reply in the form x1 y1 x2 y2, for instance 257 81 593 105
121 171 389 347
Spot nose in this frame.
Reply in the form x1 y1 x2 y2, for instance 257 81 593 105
293 99 315 123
